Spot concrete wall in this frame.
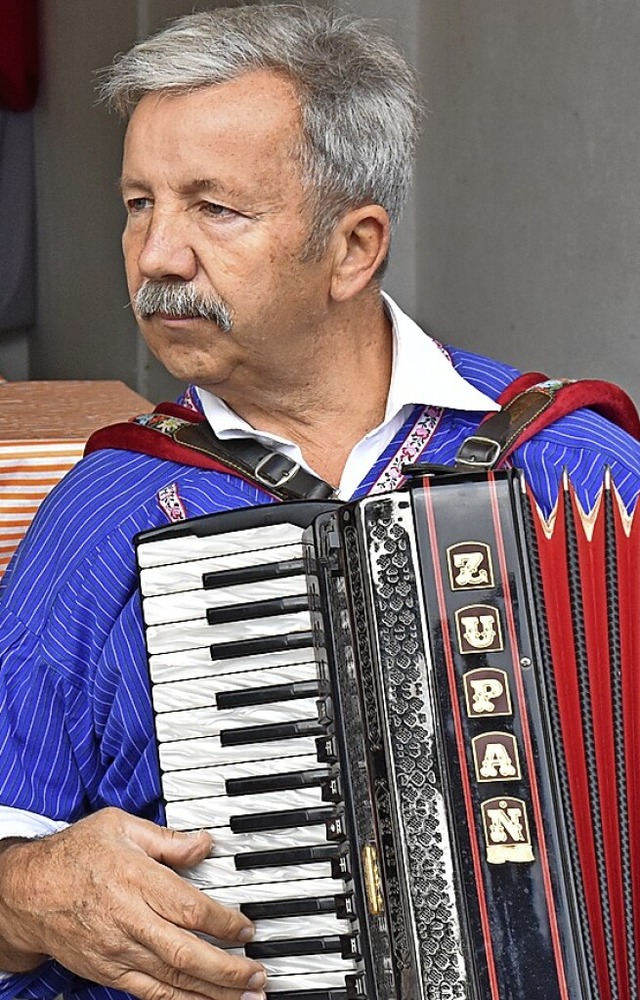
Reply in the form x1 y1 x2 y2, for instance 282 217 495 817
416 0 640 396
3 0 640 401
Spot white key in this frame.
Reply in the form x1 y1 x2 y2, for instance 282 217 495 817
208 876 347 906
158 734 317 771
142 575 308 626
258 971 353 992
137 523 304 569
156 696 319 743
146 610 312 655
250 914 353 941
184 859 335 890
149 647 316 684
162 753 324 801
235 953 358 978
208 824 328 857
152 662 318 714
165 784 324 830
140 543 304 596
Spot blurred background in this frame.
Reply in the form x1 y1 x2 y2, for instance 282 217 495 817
2 0 640 404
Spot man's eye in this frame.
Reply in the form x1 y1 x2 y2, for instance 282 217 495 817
202 202 234 217
126 197 152 213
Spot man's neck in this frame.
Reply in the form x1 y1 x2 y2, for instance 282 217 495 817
210 293 393 487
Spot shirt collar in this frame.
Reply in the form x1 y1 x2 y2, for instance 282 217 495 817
197 293 499 440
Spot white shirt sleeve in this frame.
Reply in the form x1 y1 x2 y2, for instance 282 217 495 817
0 807 69 980
0 805 69 840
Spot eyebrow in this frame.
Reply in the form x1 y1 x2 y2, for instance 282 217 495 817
118 176 247 200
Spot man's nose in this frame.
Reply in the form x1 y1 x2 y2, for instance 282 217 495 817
136 212 198 283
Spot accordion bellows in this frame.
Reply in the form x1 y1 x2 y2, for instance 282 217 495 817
136 469 639 1000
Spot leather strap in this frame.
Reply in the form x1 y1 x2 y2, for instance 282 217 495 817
172 421 336 501
455 376 640 470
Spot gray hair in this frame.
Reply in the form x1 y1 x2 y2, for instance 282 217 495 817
99 4 422 259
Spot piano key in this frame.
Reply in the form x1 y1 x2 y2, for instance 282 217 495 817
165 786 326 831
220 718 324 747
143 576 309 626
137 521 305 569
240 896 338 921
140 544 304 596
184 858 336 890
208 824 329 858
217 680 323 711
225 765 329 797
259 971 356 992
146 610 312 656
152 662 319 713
230 806 336 834
206 595 309 627
159 733 318 772
265 990 347 1000
149 647 317 685
162 754 324 801
209 876 348 907
209 630 314 662
203 557 305 590
155 696 320 743
246 937 358 960
249 915 353 943
224 951 358 978
234 844 343 871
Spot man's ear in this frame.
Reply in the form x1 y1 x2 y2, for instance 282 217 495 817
330 205 390 302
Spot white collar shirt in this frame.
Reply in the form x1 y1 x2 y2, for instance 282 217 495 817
197 294 499 499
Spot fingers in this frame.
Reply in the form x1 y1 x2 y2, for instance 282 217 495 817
115 811 215 869
140 850 255 946
130 901 265 994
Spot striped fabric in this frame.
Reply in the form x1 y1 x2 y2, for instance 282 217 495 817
0 350 639 1000
0 440 85 577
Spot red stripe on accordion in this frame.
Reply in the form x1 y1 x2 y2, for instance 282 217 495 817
532 482 640 1000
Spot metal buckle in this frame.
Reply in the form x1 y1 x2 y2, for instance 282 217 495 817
455 436 502 469
254 453 302 488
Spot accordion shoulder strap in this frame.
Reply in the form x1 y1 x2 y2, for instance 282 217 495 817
84 402 336 501
454 373 640 471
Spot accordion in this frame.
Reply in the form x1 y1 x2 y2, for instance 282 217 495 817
136 468 639 1000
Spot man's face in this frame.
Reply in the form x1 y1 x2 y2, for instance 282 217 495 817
121 70 335 396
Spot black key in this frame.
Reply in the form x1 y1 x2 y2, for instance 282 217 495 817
207 595 309 626
226 767 329 796
316 734 339 763
326 815 347 842
217 679 323 710
265 990 348 1000
203 557 305 590
240 895 338 920
246 935 353 959
220 718 324 746
210 630 313 661
230 805 336 834
321 774 342 802
335 894 357 921
345 974 367 1000
235 843 343 871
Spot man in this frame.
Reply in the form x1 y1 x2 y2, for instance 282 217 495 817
0 6 638 1000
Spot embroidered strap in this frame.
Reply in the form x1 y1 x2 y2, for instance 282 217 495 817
84 402 336 502
454 374 640 470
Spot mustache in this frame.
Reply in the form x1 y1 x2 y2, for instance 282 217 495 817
132 281 233 332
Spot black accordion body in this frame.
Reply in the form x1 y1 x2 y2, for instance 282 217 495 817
136 469 639 1000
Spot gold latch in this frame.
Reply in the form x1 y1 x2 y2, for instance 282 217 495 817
362 843 384 916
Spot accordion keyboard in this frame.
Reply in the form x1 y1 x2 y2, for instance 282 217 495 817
137 509 362 1000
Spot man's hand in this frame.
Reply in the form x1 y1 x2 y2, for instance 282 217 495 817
0 807 267 1000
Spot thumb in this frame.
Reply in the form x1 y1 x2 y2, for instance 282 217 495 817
124 815 212 868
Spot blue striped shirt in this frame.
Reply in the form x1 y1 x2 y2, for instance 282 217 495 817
0 346 639 1000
